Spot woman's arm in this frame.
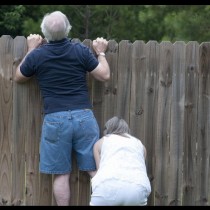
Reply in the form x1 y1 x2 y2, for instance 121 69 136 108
93 138 104 170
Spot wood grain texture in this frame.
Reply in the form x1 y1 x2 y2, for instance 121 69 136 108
0 35 13 205
0 36 209 205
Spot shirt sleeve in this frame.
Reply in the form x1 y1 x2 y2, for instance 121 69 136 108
20 52 36 77
83 45 99 72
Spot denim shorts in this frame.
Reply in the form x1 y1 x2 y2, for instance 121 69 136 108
39 109 100 174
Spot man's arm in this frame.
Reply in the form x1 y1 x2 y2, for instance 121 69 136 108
14 34 44 83
14 50 33 83
90 37 110 82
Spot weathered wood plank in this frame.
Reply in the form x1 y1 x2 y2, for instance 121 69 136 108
155 41 173 205
182 41 199 206
197 42 210 206
130 40 146 143
144 41 160 206
12 36 28 206
70 152 80 205
102 40 118 127
0 35 14 205
38 174 53 206
168 41 186 206
25 77 45 205
116 40 132 122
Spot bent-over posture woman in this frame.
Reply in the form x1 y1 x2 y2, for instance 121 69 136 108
90 116 151 206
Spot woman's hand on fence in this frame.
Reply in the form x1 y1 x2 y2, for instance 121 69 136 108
27 34 44 52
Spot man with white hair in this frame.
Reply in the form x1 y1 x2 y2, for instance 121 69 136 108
15 11 110 206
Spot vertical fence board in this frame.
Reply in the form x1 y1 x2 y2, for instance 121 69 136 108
143 41 160 205
12 36 28 206
77 171 91 206
69 153 79 206
130 41 146 143
0 35 13 205
116 40 132 122
197 42 210 206
182 41 199 205
155 42 173 205
38 174 53 206
168 41 186 206
102 40 119 126
26 77 46 206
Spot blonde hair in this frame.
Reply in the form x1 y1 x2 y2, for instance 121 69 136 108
41 11 72 41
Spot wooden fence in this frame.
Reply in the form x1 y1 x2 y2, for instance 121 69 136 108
0 35 209 206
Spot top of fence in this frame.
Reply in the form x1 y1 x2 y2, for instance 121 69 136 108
1 35 208 46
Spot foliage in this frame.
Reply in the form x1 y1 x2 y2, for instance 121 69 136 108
163 5 210 43
0 5 26 38
1 5 210 43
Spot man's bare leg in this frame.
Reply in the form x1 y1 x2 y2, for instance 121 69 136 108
53 174 70 206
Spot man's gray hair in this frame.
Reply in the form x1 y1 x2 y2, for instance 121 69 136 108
41 11 72 42
103 116 130 136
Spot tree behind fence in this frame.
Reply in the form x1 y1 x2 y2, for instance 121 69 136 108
0 35 209 206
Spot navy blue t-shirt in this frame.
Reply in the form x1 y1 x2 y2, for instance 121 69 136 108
20 38 99 114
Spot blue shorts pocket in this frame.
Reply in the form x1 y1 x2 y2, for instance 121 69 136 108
43 121 62 143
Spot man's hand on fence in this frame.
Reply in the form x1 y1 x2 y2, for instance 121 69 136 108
27 34 44 52
92 37 108 56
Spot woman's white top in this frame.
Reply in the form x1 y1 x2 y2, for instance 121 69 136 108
91 133 151 195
